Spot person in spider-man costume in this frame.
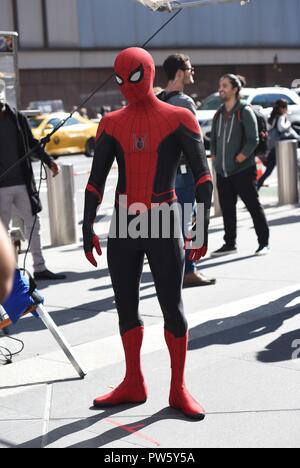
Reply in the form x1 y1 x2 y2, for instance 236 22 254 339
83 47 213 420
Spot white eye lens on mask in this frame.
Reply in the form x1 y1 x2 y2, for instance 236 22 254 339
129 71 142 83
116 75 124 86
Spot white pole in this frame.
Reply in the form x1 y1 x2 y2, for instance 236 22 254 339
36 304 86 379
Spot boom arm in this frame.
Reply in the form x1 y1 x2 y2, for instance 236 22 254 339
135 0 250 13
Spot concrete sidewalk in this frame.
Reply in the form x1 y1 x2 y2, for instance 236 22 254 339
0 203 300 448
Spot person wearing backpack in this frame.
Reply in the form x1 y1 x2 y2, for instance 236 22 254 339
211 74 270 257
257 99 300 190
158 54 216 287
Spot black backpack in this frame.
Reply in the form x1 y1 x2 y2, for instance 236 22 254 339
214 104 268 156
242 105 268 156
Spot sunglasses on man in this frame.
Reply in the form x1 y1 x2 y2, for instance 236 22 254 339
182 66 195 74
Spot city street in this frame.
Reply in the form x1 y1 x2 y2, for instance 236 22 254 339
0 156 299 448
1 0 300 450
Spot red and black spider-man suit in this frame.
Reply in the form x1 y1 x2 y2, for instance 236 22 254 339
83 48 213 420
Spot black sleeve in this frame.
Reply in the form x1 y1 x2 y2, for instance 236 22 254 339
177 124 213 246
83 130 115 227
177 124 213 210
19 112 53 167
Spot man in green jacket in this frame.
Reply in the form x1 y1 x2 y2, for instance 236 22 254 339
210 74 270 257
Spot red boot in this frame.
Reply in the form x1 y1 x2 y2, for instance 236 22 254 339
94 327 148 407
165 329 206 420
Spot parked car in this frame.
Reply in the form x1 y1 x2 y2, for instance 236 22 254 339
29 112 99 158
197 87 300 149
292 88 300 98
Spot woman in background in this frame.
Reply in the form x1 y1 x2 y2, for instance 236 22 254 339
257 99 300 190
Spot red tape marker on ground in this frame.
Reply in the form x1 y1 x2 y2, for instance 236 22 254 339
105 418 161 447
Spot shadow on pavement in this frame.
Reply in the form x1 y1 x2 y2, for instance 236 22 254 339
8 283 157 337
36 259 154 291
0 438 15 448
35 267 111 291
257 329 300 363
16 405 202 448
249 214 300 231
189 290 300 365
7 296 115 336
11 255 265 336
16 405 139 448
0 378 81 392
67 407 201 449
199 254 255 271
16 406 201 449
267 215 300 228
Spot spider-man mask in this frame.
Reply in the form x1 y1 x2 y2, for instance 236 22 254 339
114 47 156 105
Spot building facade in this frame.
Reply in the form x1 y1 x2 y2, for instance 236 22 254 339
1 0 300 111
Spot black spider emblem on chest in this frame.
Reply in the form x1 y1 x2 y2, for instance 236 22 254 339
133 134 148 152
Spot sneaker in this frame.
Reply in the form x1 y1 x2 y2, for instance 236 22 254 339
255 245 270 256
211 245 237 258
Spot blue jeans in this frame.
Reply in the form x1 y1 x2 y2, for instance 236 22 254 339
176 169 196 274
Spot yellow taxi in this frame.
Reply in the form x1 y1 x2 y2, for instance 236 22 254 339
29 112 99 158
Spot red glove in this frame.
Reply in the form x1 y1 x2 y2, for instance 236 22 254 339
84 233 102 267
188 245 208 262
185 239 208 262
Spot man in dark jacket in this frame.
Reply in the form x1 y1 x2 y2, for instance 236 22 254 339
211 74 270 257
0 83 65 280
